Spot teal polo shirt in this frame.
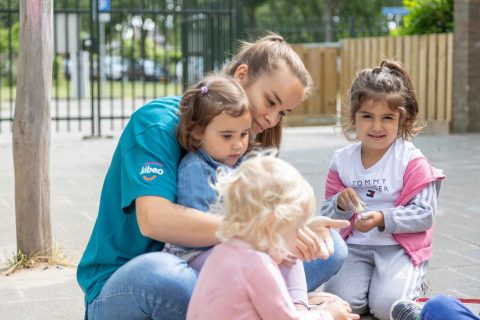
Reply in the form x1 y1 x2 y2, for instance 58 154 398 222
77 96 182 304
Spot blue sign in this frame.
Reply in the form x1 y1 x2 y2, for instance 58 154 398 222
381 7 409 16
98 0 110 12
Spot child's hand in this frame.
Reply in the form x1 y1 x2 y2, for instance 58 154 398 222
279 253 298 267
319 298 360 320
354 211 384 233
337 188 364 212
293 302 309 311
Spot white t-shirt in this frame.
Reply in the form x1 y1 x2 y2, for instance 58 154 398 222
331 139 423 245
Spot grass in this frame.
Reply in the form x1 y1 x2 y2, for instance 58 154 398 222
3 245 75 276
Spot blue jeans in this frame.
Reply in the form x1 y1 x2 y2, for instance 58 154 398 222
304 229 348 291
87 231 347 320
87 252 197 320
421 295 480 320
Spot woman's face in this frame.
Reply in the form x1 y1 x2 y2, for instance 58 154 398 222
235 63 305 135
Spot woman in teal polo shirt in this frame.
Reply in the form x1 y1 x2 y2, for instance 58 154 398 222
77 33 350 319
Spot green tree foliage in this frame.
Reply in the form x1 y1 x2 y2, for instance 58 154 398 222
394 0 453 35
0 21 19 86
249 0 403 43
0 22 19 54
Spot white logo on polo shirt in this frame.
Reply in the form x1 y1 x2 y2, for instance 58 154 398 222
140 162 164 181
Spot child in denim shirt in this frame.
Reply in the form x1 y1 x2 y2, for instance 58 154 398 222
164 74 323 310
163 74 252 264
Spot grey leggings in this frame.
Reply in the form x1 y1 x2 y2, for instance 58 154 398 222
324 244 427 320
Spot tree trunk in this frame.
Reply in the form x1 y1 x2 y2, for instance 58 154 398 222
12 0 53 257
452 0 480 132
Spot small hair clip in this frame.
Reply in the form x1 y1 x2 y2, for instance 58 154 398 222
200 86 208 95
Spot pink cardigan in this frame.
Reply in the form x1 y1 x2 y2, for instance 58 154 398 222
325 157 445 266
187 240 333 320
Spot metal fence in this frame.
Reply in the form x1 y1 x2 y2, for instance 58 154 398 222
0 0 241 135
0 1 404 135
0 0 17 133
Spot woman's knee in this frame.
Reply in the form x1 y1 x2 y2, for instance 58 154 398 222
304 230 348 291
93 252 197 319
105 252 197 298
330 230 348 269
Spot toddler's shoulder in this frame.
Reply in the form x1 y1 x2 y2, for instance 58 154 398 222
178 151 208 171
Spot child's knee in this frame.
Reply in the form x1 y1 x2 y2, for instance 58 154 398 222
369 293 400 320
325 279 367 313
369 301 392 320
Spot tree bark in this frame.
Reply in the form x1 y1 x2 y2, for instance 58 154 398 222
12 0 53 257
452 0 480 132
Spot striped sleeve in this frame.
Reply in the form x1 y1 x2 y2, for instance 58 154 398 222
320 193 354 221
382 182 437 234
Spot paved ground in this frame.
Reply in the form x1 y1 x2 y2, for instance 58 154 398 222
0 126 479 319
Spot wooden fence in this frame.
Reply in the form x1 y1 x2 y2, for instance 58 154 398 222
288 44 339 126
291 33 453 134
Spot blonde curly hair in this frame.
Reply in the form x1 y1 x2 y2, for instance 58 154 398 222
215 150 315 260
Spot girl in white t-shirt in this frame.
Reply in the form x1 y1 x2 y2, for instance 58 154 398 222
321 59 445 320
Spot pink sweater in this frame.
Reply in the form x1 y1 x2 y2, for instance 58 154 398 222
187 239 333 320
325 157 445 266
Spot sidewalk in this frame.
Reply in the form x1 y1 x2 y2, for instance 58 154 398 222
1 127 479 319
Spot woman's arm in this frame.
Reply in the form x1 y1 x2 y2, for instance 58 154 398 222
136 196 221 247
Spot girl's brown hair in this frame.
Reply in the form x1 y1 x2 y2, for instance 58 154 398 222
177 74 251 152
223 33 313 148
343 59 424 141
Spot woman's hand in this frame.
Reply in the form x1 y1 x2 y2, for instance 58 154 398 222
293 217 350 261
354 211 385 233
337 188 364 212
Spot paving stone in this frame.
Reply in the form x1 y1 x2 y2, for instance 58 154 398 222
1 128 479 319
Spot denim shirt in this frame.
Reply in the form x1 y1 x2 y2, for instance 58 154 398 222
163 149 238 261
177 149 235 211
